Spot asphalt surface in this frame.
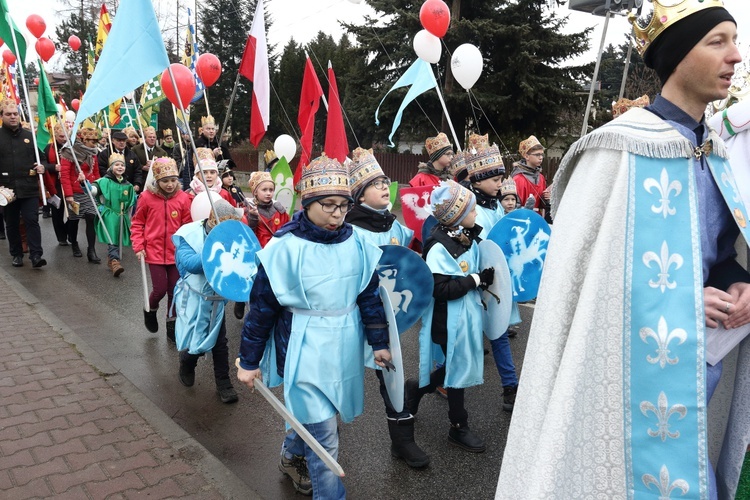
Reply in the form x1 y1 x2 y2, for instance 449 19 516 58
6 217 533 499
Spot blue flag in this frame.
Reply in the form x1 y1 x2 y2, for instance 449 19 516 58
375 59 437 147
73 0 169 138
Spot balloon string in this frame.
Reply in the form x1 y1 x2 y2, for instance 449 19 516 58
368 24 440 136
268 77 302 144
305 43 361 149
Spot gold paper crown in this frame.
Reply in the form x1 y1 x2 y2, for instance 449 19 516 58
298 154 352 202
629 0 725 56
519 135 543 157
349 147 386 197
162 129 173 138
467 133 489 153
500 177 517 198
264 150 278 165
425 132 452 157
248 171 274 194
108 153 125 166
78 127 98 141
152 157 179 181
193 147 218 173
612 94 650 118
201 115 216 127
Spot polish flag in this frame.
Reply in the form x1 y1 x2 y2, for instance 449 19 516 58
239 0 269 146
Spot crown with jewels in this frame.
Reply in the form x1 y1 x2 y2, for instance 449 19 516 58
465 133 505 182
500 177 517 198
298 154 352 203
629 0 726 57
108 153 125 166
152 157 179 181
349 147 386 198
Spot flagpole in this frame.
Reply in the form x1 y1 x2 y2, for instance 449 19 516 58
50 123 70 219
429 67 461 152
304 51 328 111
218 72 240 143
103 111 114 154
129 95 151 165
202 88 210 117
166 66 218 221
11 46 47 204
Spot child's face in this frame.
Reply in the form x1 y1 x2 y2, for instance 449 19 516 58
501 195 517 213
158 177 179 194
461 206 477 229
111 162 126 177
306 195 350 231
524 148 544 168
433 151 454 171
473 175 504 197
198 169 218 187
222 175 233 187
254 182 275 204
360 176 391 210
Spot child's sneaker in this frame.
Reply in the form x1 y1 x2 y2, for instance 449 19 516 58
279 454 312 495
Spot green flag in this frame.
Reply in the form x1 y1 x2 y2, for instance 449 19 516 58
270 157 297 216
35 62 58 151
0 0 26 62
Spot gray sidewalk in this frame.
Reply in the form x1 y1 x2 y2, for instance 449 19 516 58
0 265 257 499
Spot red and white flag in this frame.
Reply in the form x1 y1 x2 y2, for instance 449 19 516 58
324 61 348 163
294 56 323 187
239 0 269 146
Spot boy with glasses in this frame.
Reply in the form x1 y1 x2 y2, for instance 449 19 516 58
511 136 549 217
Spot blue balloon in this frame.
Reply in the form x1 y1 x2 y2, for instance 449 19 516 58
202 220 262 302
487 208 551 302
377 245 434 333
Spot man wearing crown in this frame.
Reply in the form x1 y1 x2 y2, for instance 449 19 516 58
496 2 750 499
195 115 232 162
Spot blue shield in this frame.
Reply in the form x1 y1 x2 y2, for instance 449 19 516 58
376 245 433 333
202 220 262 302
487 208 551 302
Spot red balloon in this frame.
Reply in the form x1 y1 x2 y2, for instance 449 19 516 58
68 35 81 52
419 0 451 38
161 63 196 109
0 37 4 47
26 14 46 39
195 53 222 88
35 37 55 63
33 77 39 85
71 99 80 111
2 50 16 66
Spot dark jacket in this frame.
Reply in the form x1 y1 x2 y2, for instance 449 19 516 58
0 124 39 199
131 143 168 168
195 134 232 161
97 146 143 189
171 144 194 190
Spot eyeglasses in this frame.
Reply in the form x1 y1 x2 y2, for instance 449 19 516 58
529 153 545 158
371 178 391 190
317 200 351 214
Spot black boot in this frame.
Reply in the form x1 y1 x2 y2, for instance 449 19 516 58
503 385 518 412
448 423 486 453
143 309 158 333
179 354 196 387
71 242 82 258
233 301 246 320
216 378 238 404
166 319 176 343
388 417 430 468
87 247 101 263
404 379 424 416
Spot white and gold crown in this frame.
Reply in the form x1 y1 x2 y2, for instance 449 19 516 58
629 0 725 56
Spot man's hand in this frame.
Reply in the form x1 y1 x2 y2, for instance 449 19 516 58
33 163 44 175
373 349 392 369
704 286 734 328
725 282 750 329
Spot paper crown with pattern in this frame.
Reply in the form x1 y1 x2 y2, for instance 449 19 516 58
349 147 386 199
108 153 125 167
425 132 453 161
612 94 650 118
264 149 279 167
162 129 173 138
519 135 543 157
248 171 274 194
465 133 505 182
629 0 725 57
77 127 98 141
298 154 352 204
152 157 179 181
500 177 517 199
193 148 218 173
450 151 468 182
201 115 216 127
431 180 476 227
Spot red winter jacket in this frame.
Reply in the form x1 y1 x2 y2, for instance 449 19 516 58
60 156 99 196
131 188 193 265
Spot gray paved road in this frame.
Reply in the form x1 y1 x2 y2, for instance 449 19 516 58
6 218 532 499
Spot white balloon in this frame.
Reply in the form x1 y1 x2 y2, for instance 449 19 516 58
413 30 441 64
451 44 483 90
348 0 363 3
274 134 297 162
64 110 76 122
190 190 222 222
56 104 64 115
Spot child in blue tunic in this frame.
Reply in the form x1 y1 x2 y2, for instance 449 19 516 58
405 180 494 453
465 134 520 412
344 148 429 468
237 155 392 499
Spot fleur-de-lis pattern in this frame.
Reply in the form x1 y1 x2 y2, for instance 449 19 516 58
644 169 682 218
720 167 742 204
643 241 684 293
639 316 687 368
640 391 687 441
642 465 690 498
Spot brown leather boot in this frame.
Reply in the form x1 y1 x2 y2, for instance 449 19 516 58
108 258 124 277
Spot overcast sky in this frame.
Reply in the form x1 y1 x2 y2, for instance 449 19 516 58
10 0 750 71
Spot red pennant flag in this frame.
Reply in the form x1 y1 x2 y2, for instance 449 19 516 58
324 61 348 163
293 56 323 187
238 0 269 147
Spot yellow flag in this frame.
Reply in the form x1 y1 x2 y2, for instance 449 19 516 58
95 4 111 59
108 98 122 126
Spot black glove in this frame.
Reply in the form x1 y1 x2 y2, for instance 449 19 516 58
478 267 495 289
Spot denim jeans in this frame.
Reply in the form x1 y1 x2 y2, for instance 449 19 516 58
283 416 345 500
707 360 723 500
490 331 518 387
